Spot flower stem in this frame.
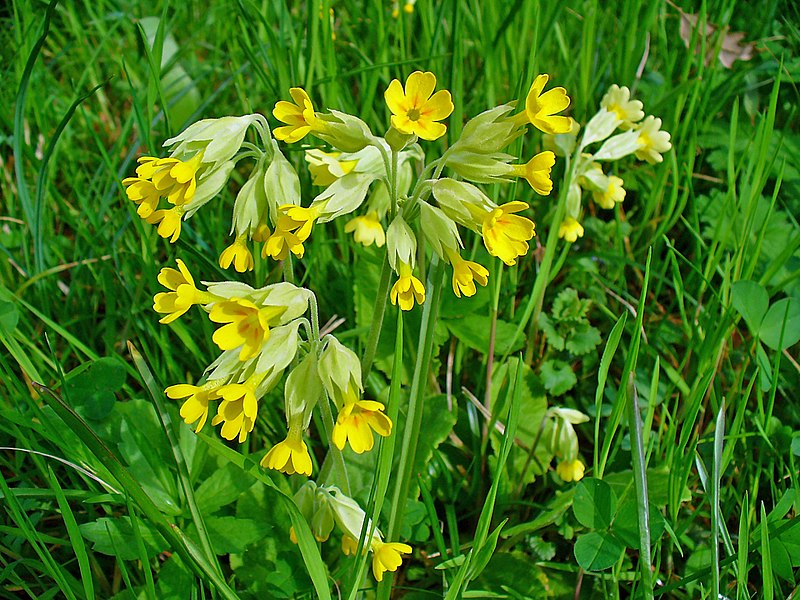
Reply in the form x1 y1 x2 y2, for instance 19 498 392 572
361 254 393 379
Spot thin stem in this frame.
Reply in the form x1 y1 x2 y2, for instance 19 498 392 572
361 254 393 379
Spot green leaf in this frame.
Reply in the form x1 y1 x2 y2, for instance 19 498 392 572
539 313 565 350
552 288 591 322
574 531 625 571
444 316 525 354
565 322 602 356
759 297 800 350
731 280 769 334
156 555 193 599
204 516 263 555
195 464 257 515
573 478 617 530
0 300 19 335
540 360 576 396
65 357 126 421
475 552 551 597
612 498 666 549
468 519 507 581
79 516 167 560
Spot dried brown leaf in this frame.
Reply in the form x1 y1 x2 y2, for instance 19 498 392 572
678 10 756 69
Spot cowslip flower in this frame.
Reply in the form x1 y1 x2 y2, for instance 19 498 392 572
344 212 386 247
601 84 644 129
509 151 556 195
273 88 320 143
445 249 489 298
559 216 585 243
519 74 572 135
634 116 672 164
305 149 358 186
481 201 535 266
153 259 213 323
556 458 586 482
145 206 184 243
166 382 221 432
261 424 313 476
592 175 625 209
384 71 454 141
209 298 288 361
390 262 425 310
219 234 255 272
371 540 412 582
210 378 260 443
262 204 324 260
332 397 392 454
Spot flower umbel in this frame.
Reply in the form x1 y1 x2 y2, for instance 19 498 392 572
384 71 454 141
481 201 535 266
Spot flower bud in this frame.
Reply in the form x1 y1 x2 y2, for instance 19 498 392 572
318 335 363 400
265 140 302 219
316 110 377 152
419 201 461 258
386 215 417 270
284 352 323 426
451 103 525 154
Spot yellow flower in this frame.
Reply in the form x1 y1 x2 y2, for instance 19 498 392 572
592 175 625 209
209 298 288 361
446 249 489 298
344 212 386 247
273 88 320 143
332 399 392 454
601 84 644 129
165 383 220 432
481 201 535 266
289 526 299 545
384 71 454 141
261 430 313 476
556 458 586 482
558 217 585 243
122 177 160 218
370 540 412 582
509 151 556 195
135 153 203 205
210 379 259 443
341 534 359 556
521 74 572 135
219 234 255 272
153 259 212 323
262 204 324 260
305 150 358 186
634 116 672 164
390 262 425 311
145 206 184 243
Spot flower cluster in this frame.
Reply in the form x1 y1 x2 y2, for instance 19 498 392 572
153 260 391 476
544 84 672 242
291 482 412 582
269 71 572 310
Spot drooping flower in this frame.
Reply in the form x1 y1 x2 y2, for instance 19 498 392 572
165 382 221 432
262 204 324 260
556 458 586 482
305 149 358 186
384 71 454 141
445 249 489 298
634 116 672 164
558 216 585 243
344 212 386 247
390 262 425 311
219 234 255 272
209 298 288 361
261 429 313 476
521 74 572 135
481 201 535 266
332 398 392 454
509 151 556 195
273 88 320 143
145 207 184 243
210 378 260 443
592 175 625 210
153 259 213 323
370 540 412 582
601 84 644 129
122 177 160 218
131 153 204 206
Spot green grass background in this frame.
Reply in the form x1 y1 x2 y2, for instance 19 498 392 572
2 0 800 597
